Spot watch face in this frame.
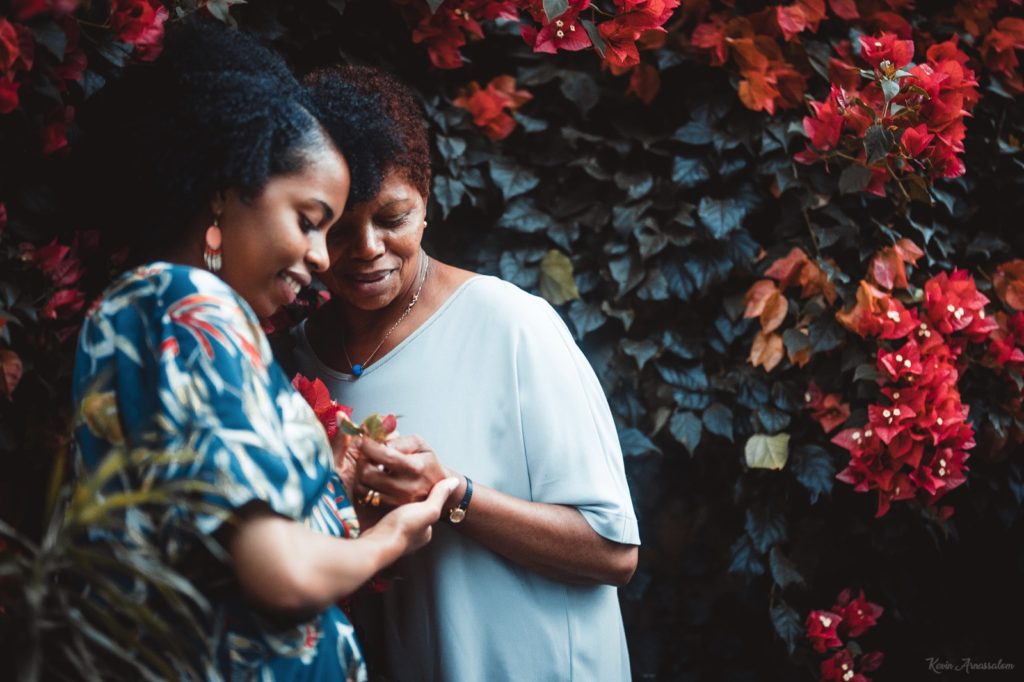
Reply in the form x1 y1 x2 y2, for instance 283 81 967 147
449 508 466 523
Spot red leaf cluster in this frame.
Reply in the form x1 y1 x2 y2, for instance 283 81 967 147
833 262 995 517
806 589 884 681
453 75 533 140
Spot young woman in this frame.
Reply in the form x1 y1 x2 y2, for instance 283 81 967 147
72 23 456 680
280 65 640 681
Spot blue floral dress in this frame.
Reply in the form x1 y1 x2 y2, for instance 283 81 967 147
72 262 366 681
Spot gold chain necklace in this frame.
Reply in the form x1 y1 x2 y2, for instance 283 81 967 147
342 253 430 378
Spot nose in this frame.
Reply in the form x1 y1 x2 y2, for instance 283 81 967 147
351 221 385 261
305 230 329 273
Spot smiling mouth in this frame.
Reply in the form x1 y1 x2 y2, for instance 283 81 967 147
280 272 304 294
348 270 395 283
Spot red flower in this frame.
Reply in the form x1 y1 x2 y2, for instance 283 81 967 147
836 281 917 340
821 649 867 682
833 589 883 637
453 75 532 140
110 0 169 62
859 32 915 69
805 382 850 433
523 0 592 54
596 0 679 69
901 124 934 158
41 105 74 156
923 270 997 339
292 374 352 439
690 14 728 66
806 610 844 653
42 288 86 320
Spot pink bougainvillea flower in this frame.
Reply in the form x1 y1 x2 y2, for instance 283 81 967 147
806 610 844 653
292 373 352 439
110 0 169 62
832 589 884 637
859 32 915 69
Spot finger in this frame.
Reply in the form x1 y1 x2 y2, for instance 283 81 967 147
421 477 460 517
387 433 431 454
358 438 415 472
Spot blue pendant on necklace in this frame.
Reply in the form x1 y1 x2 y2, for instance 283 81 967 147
351 364 364 377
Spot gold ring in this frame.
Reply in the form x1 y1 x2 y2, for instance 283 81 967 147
369 490 381 507
362 489 377 506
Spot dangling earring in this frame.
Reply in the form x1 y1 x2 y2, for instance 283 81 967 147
204 217 222 273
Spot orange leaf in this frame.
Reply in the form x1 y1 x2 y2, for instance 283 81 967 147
627 63 661 105
0 349 22 400
750 330 785 372
993 260 1024 311
797 259 837 304
894 238 924 266
743 279 779 319
776 5 806 42
868 246 907 290
760 289 788 333
836 280 886 336
765 247 810 289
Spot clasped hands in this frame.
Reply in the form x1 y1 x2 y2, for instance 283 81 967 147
332 431 464 523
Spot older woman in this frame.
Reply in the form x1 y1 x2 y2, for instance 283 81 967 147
72 24 455 680
281 66 640 681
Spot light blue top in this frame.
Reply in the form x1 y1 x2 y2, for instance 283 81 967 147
286 275 640 681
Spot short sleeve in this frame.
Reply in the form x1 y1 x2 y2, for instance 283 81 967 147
514 295 640 545
73 265 333 559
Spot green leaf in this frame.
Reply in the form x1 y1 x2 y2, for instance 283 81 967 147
671 156 711 188
880 77 900 103
698 197 748 239
618 427 660 456
489 158 541 200
538 250 580 305
426 0 445 11
744 433 790 470
864 124 894 163
702 403 734 442
621 338 659 370
31 21 67 60
839 164 872 194
543 0 571 21
790 445 836 503
770 600 803 654
581 19 606 57
769 546 805 589
568 300 606 338
669 411 702 455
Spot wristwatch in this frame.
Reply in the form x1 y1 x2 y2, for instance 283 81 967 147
448 476 473 524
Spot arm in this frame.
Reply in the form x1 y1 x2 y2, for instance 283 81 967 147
354 437 638 586
228 476 458 618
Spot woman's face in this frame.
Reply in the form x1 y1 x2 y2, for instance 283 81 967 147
319 168 427 312
217 145 350 318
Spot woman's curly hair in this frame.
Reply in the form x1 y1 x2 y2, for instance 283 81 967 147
304 65 431 205
79 19 330 261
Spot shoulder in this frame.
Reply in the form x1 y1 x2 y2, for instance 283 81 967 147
456 275 555 324
89 262 252 324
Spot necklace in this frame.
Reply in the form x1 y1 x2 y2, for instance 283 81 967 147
342 253 430 378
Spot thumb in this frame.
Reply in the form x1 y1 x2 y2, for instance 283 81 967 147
424 477 460 514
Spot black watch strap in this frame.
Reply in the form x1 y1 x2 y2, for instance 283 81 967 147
448 476 473 524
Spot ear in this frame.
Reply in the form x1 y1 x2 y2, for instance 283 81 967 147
209 190 228 220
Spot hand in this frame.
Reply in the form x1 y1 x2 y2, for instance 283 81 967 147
361 477 459 556
330 424 359 494
354 434 462 510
